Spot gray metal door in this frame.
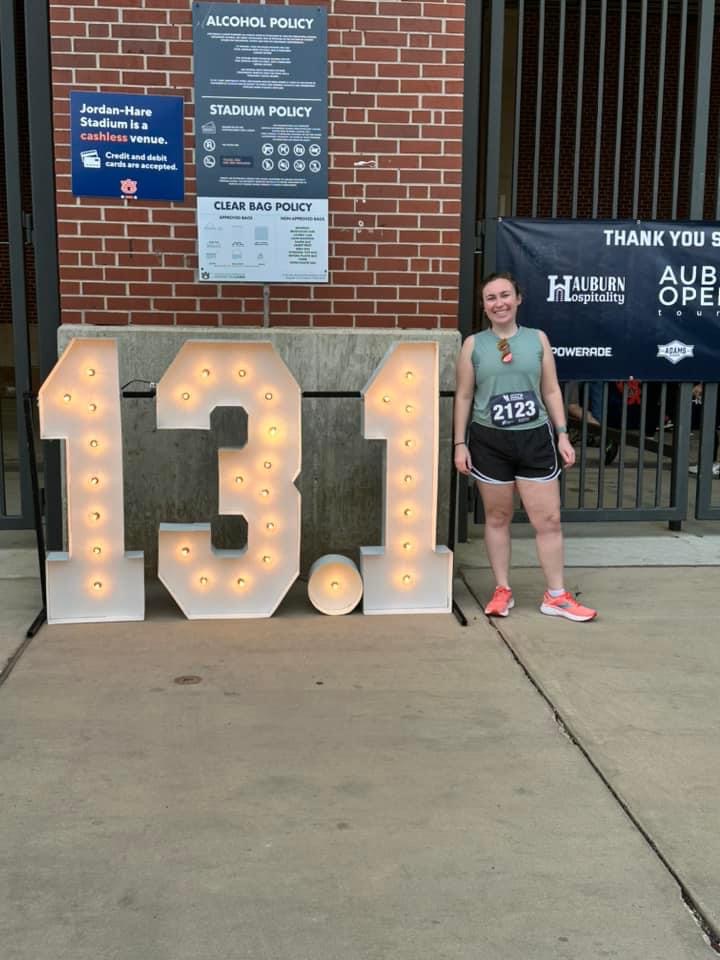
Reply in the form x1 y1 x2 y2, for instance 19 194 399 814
0 0 61 539
459 0 720 524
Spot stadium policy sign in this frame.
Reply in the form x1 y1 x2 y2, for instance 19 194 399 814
193 3 328 283
38 339 452 624
496 218 720 380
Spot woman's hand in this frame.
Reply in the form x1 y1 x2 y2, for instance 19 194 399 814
454 442 473 475
557 432 575 468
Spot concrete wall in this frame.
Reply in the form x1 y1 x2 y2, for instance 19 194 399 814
57 325 460 575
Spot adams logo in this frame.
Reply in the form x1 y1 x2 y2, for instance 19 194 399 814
656 340 694 364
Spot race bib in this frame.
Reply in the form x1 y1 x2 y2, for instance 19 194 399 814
489 390 540 427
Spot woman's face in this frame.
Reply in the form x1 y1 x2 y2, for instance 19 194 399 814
482 278 522 325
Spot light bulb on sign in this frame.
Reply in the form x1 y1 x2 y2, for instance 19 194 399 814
92 546 102 555
199 576 208 586
330 580 340 591
181 547 191 557
88 403 97 413
264 392 273 401
93 580 103 591
262 555 272 565
89 439 99 448
405 404 414 414
263 461 272 470
89 476 99 486
404 439 415 449
181 392 190 401
382 395 391 404
236 577 246 588
403 507 413 518
234 475 244 485
238 368 247 378
404 371 414 381
63 393 72 403
402 574 413 585
201 368 211 378
402 541 412 551
266 521 275 531
86 368 96 378
90 511 101 522
260 488 269 498
403 474 413 484
268 425 278 437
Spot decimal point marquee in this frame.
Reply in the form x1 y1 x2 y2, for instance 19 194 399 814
40 338 453 623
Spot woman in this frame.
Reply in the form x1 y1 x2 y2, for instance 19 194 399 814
454 272 597 621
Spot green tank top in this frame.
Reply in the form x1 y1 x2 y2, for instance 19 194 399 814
471 327 549 431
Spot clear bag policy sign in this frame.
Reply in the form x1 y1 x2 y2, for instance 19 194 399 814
193 3 328 283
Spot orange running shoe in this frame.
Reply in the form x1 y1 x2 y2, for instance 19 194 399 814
540 591 597 622
485 585 514 617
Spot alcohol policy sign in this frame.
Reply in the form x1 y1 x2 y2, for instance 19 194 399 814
70 92 184 202
496 218 720 380
193 3 328 283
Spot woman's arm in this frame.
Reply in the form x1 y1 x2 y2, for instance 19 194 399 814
453 336 476 475
538 331 575 468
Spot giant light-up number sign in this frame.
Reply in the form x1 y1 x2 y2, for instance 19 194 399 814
156 341 301 619
361 342 452 614
38 339 144 624
39 339 452 623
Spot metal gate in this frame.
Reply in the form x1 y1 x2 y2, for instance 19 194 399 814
0 0 61 540
459 0 720 524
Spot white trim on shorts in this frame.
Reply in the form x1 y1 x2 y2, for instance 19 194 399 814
470 421 561 485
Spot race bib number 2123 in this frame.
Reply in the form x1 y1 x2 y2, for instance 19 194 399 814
489 390 539 427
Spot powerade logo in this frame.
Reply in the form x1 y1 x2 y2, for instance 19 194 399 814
547 274 626 305
656 340 694 365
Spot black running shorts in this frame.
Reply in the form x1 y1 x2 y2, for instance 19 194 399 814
468 421 561 484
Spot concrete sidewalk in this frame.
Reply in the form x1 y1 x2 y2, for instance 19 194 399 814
0 550 718 960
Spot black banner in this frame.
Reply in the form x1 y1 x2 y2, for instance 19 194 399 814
496 219 720 380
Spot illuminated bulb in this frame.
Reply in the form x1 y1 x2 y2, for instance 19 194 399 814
89 439 99 448
199 576 208 585
86 368 96 377
90 511 101 521
92 581 103 590
382 395 391 404
262 555 272 565
266 521 275 530
181 391 190 401
404 474 413 484
236 577 246 588
89 476 99 486
201 368 210 378
238 368 247 378
181 547 190 556
263 460 272 469
88 403 97 412
92 546 102 555
234 475 244 485
268 426 278 437
405 404 414 413
62 393 72 403
402 574 412 585
330 580 340 591
403 541 412 551
260 488 269 497
264 392 273 400
404 439 415 448
404 508 413 517
405 370 414 380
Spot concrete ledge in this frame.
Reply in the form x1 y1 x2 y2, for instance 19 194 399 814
56 326 460 573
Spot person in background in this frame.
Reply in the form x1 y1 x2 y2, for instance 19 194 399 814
688 383 720 477
454 272 597 622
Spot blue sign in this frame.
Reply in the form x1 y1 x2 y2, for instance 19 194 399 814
71 92 184 202
496 218 720 381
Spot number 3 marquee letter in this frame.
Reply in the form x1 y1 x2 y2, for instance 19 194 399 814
156 341 301 618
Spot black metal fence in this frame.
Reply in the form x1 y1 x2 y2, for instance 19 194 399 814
459 0 720 527
0 0 61 539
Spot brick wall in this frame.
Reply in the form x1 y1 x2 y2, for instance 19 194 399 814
49 0 466 329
